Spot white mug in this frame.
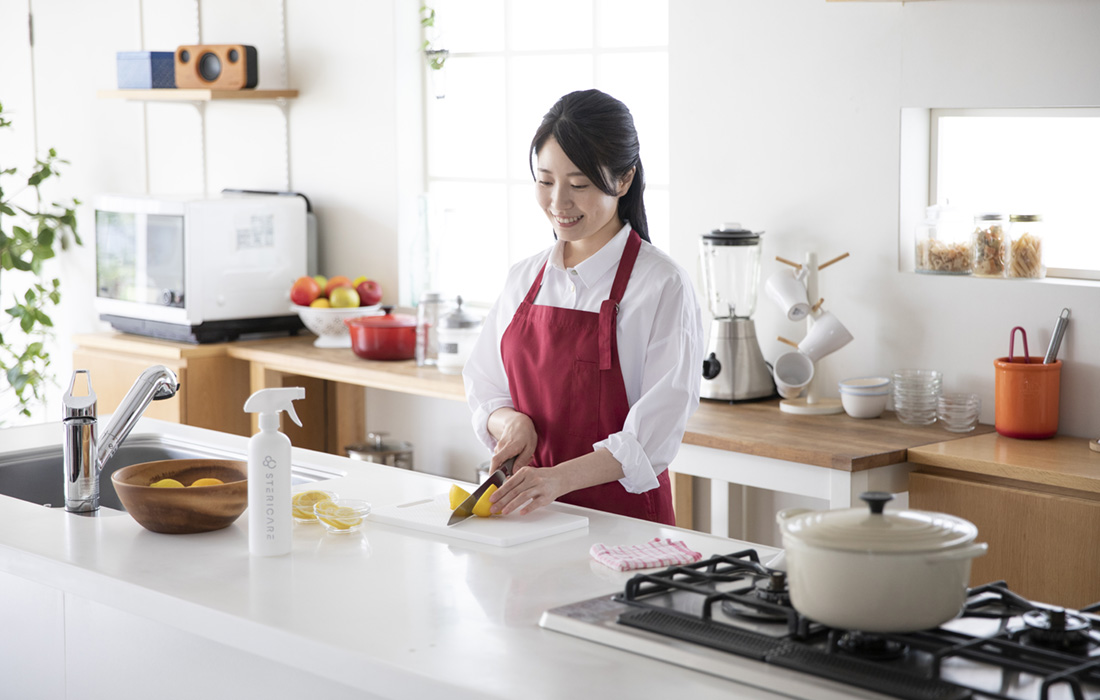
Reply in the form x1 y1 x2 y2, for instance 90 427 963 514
765 268 811 321
798 311 853 363
773 351 815 399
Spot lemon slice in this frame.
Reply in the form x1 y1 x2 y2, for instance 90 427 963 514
448 484 471 510
189 477 224 487
150 478 184 488
472 484 497 518
318 506 363 530
293 490 335 520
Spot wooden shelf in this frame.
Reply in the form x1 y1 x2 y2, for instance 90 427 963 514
97 89 298 102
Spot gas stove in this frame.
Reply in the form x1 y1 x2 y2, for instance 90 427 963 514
539 550 1100 700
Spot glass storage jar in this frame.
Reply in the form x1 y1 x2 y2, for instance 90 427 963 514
415 291 457 367
915 205 973 275
1007 214 1045 279
437 296 484 375
971 213 1006 277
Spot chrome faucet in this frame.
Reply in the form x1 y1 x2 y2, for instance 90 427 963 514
62 366 180 513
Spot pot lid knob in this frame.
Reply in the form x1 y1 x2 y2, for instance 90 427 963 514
860 491 894 515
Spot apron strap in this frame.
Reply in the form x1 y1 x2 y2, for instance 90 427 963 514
598 230 643 370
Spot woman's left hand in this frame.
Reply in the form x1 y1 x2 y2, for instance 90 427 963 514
489 465 570 516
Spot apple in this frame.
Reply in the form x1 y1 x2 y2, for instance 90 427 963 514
325 275 353 297
313 275 327 293
290 276 321 306
329 286 361 309
356 279 383 306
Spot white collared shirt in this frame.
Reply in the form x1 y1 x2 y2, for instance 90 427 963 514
462 223 704 493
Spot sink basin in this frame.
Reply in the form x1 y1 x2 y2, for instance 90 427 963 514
0 434 336 511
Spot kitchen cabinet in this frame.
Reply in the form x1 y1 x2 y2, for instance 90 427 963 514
0 569 65 699
97 89 298 101
909 433 1100 608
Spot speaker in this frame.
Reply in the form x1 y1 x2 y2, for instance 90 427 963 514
175 45 258 90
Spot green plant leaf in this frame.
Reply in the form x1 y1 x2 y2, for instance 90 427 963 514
27 165 51 187
0 204 15 215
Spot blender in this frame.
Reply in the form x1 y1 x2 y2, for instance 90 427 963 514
699 224 775 401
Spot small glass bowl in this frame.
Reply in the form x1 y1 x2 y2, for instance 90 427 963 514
292 489 339 523
937 393 981 433
314 498 371 534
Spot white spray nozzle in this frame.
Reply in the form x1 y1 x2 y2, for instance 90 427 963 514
244 387 305 427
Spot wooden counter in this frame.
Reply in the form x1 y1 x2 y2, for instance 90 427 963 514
908 432 1100 608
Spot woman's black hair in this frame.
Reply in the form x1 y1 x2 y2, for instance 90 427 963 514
529 89 649 243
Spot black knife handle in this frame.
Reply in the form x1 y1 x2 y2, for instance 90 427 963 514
499 456 517 478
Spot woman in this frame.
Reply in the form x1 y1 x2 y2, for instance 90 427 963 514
462 89 703 525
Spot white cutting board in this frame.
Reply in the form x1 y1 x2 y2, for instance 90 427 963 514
371 493 588 547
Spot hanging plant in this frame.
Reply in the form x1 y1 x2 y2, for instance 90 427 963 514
420 5 449 71
0 101 82 425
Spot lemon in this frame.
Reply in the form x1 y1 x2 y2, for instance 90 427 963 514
472 484 497 518
150 478 184 488
309 297 331 308
189 477 224 487
318 506 362 530
292 490 334 520
448 484 471 510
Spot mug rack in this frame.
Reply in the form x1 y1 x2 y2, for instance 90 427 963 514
774 251 850 415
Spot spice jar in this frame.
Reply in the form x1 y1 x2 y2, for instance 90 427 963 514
971 213 1006 277
1007 214 1045 279
915 205 972 275
437 296 484 375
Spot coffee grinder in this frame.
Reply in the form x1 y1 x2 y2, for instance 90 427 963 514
699 224 775 401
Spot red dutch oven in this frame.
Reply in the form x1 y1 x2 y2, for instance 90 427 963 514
344 307 417 361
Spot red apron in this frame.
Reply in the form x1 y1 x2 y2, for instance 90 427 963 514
500 230 675 525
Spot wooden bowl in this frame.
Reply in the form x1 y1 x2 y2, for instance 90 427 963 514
111 459 248 534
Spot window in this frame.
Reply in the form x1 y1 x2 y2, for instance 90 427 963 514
416 0 670 305
928 108 1100 281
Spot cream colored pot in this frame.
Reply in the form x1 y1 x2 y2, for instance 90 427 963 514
776 492 987 633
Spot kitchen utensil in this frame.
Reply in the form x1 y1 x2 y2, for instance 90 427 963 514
448 456 516 526
111 458 248 534
415 291 456 367
995 326 1061 439
837 376 891 394
776 492 987 633
699 224 775 401
796 311 853 363
839 389 888 419
1043 307 1070 364
293 303 377 348
771 351 814 399
437 296 483 375
344 306 418 360
891 369 942 425
346 432 413 470
314 498 371 535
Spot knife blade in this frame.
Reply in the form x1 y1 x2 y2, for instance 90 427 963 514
447 456 516 527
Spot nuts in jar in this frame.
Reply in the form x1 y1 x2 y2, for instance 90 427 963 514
972 213 1006 277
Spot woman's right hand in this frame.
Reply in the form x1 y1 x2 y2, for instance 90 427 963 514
487 407 537 471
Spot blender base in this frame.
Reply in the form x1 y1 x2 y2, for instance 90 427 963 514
779 397 843 415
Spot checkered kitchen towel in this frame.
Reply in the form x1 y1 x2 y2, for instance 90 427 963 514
590 537 703 572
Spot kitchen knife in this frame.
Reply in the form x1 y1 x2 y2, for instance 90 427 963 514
447 456 516 527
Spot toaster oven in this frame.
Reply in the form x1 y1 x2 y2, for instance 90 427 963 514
94 192 315 343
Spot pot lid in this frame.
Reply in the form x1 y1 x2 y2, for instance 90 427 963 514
779 492 978 553
346 307 416 329
440 296 482 329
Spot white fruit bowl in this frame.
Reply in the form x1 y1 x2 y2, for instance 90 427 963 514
292 304 381 348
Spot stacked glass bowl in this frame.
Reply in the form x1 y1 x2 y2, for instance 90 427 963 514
937 393 982 432
892 369 943 425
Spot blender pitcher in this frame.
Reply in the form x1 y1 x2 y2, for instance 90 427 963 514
699 224 776 401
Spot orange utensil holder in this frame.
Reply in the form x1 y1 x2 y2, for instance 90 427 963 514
994 356 1061 439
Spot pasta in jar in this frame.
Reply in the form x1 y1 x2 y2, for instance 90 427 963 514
972 214 1006 277
1007 215 1044 279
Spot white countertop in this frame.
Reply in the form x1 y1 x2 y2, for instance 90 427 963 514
0 419 784 699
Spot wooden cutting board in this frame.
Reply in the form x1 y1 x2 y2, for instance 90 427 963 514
371 493 589 547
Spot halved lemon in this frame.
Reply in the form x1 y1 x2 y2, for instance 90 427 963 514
189 477 224 487
472 484 497 518
448 484 471 510
149 478 184 488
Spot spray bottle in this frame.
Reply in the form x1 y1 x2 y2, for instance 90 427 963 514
244 387 305 557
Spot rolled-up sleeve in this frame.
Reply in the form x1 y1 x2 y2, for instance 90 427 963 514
593 271 704 493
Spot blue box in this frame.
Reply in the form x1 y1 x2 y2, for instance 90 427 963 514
116 51 176 89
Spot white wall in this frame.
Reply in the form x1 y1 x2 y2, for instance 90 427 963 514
671 0 1100 543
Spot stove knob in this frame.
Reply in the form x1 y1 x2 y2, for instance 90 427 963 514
702 353 722 380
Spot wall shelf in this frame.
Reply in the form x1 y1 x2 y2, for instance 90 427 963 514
97 89 298 102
